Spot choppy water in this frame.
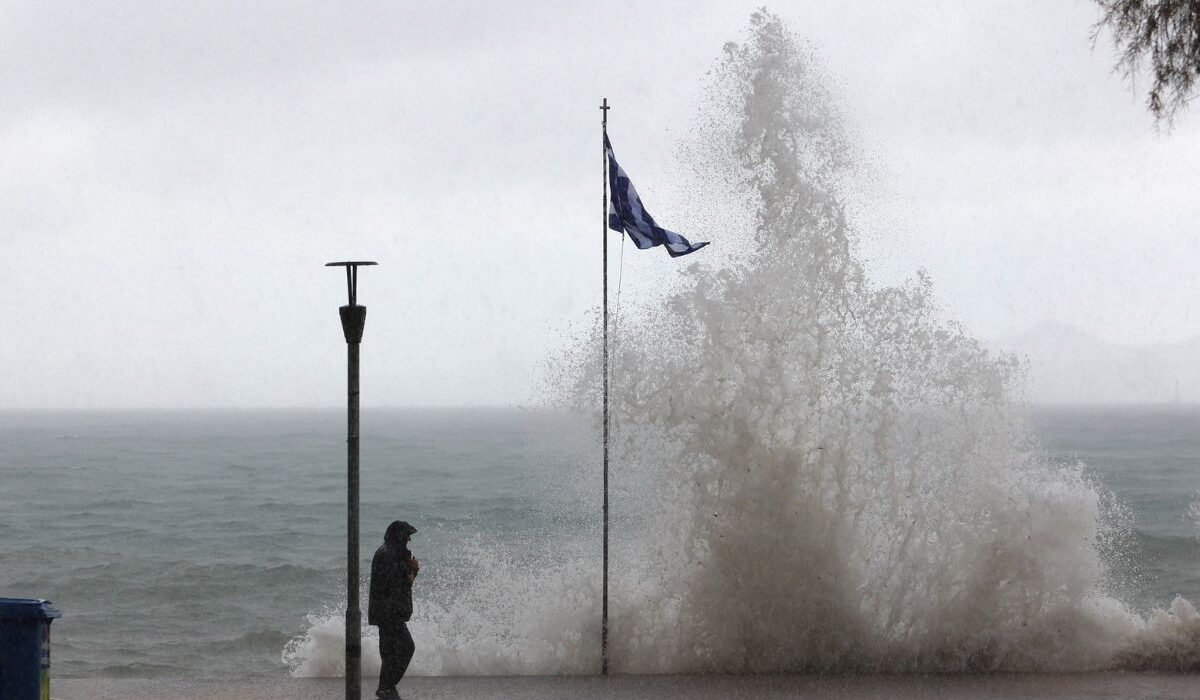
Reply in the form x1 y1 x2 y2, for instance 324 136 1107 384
0 406 1198 678
1031 406 1200 611
0 408 593 678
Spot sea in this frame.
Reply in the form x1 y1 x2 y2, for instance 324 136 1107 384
1 405 1199 679
0 408 594 678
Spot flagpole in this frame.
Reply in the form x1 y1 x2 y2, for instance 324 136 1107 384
599 96 610 677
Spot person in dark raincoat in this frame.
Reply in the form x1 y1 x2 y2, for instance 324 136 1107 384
368 520 419 699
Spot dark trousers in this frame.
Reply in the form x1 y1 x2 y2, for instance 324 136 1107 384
377 622 415 693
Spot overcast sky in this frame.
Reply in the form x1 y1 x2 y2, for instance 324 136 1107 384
3 0 1198 409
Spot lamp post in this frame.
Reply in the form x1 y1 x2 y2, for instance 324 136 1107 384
326 260 377 700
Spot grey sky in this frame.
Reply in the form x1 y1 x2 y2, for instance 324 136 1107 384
3 0 1198 409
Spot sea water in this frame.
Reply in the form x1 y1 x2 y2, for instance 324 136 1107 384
0 406 1198 678
0 408 595 678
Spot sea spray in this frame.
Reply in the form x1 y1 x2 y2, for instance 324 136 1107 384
284 535 605 676
284 10 1200 675
282 604 382 677
578 10 1200 672
557 11 1111 672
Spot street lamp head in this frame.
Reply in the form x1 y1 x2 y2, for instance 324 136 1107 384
325 261 378 307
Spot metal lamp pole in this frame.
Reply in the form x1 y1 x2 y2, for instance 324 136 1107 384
326 260 377 700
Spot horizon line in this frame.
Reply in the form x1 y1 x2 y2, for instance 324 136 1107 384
3 401 1200 413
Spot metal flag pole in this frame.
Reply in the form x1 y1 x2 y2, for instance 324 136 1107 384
325 260 377 700
600 96 610 677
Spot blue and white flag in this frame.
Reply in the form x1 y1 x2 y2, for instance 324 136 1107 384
606 135 708 257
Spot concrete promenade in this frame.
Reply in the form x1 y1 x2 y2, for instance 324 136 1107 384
52 673 1200 699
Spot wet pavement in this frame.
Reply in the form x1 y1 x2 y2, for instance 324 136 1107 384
52 672 1200 699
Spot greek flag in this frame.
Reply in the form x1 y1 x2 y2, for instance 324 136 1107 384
606 135 708 257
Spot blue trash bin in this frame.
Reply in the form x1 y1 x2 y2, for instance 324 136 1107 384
0 598 62 700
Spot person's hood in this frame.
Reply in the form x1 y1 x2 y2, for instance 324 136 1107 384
385 520 417 546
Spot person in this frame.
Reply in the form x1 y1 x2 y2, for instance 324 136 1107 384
368 520 419 700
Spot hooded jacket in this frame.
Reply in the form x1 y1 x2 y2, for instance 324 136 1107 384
368 526 415 626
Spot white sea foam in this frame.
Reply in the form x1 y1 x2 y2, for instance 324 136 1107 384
285 10 1200 675
283 538 605 677
282 608 381 678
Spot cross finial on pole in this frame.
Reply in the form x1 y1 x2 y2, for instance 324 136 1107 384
600 97 609 130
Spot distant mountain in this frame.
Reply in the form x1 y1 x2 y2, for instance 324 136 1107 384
991 321 1200 404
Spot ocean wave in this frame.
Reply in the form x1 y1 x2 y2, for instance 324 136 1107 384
92 661 193 678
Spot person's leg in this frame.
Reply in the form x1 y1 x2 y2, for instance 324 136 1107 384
396 622 415 681
377 625 401 696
